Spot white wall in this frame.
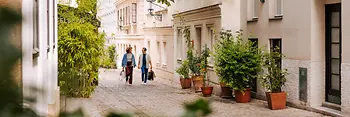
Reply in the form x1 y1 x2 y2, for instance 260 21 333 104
22 0 59 116
97 0 117 37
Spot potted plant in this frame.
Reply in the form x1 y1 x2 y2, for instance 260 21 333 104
189 51 204 92
182 26 204 92
260 47 288 110
219 79 233 98
176 59 192 89
200 46 213 97
213 30 263 103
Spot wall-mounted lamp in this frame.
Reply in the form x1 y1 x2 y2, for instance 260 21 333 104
146 0 163 21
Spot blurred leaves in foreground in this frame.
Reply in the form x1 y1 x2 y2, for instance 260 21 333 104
0 6 40 117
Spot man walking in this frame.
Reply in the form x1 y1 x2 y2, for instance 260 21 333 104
138 47 152 85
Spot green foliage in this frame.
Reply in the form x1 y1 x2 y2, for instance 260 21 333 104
58 1 104 97
177 15 201 76
106 113 133 117
182 99 212 117
260 48 288 93
108 44 117 66
176 60 190 78
199 46 210 75
213 30 263 92
101 44 117 69
156 0 174 6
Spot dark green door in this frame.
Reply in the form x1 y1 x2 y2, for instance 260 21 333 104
325 3 341 105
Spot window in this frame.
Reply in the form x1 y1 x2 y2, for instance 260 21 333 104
325 4 341 105
123 8 126 25
207 26 214 65
157 42 161 63
132 3 137 23
163 42 167 65
47 0 50 52
127 6 130 25
117 10 119 26
276 0 283 16
125 7 128 25
249 38 258 92
33 0 39 56
253 0 259 18
195 27 202 54
52 0 56 49
177 29 183 60
269 39 282 68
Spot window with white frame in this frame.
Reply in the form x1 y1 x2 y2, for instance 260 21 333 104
163 42 167 65
123 8 126 25
276 0 283 16
47 0 50 52
127 6 131 25
53 0 56 49
207 26 214 65
157 41 161 64
253 0 259 18
33 0 39 56
177 29 183 60
132 3 137 23
117 10 119 26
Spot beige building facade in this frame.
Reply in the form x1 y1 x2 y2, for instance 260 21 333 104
112 0 175 79
113 0 144 67
110 0 350 115
172 0 350 116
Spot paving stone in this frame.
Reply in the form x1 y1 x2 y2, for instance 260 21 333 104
62 68 329 117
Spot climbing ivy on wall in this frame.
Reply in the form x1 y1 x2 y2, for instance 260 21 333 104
58 1 105 98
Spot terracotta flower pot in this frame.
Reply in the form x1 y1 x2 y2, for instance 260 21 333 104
192 75 204 92
265 92 287 110
234 88 251 103
220 82 233 98
180 78 192 89
201 86 214 97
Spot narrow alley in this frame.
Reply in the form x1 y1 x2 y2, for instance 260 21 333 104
61 69 329 117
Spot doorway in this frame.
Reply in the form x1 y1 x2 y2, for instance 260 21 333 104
325 3 341 105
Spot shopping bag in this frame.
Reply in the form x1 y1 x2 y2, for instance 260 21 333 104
120 70 126 81
148 70 155 81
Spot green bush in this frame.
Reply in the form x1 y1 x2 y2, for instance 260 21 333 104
260 47 288 93
213 30 263 92
176 60 190 78
101 44 117 69
58 4 104 98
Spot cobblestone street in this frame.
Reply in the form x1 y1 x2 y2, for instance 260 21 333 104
61 68 329 117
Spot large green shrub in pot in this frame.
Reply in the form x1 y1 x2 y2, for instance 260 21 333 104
260 47 288 93
213 30 263 92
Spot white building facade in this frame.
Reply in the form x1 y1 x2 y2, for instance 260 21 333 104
22 0 59 116
97 0 117 40
171 0 350 116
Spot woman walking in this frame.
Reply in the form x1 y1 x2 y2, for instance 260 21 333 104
122 47 136 85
